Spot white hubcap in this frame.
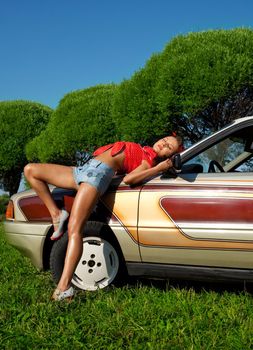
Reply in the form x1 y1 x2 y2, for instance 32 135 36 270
71 236 119 291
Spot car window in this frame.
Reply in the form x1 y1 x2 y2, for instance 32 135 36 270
233 156 253 172
183 126 253 173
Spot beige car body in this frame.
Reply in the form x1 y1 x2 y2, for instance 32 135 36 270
4 116 253 288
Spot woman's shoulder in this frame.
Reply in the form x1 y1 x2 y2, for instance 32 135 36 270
142 146 157 166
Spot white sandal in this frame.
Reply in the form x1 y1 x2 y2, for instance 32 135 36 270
50 209 69 241
52 286 75 301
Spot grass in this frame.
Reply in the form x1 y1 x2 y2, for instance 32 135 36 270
1 223 253 349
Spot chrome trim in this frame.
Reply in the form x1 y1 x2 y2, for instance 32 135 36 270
178 222 253 241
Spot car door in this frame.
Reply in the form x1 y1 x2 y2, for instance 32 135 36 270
138 123 253 269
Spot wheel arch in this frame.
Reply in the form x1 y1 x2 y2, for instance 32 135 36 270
90 221 125 259
42 225 55 270
43 220 127 271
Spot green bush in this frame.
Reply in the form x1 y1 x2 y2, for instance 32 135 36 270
113 28 253 144
112 53 166 144
26 84 117 163
0 101 52 195
26 28 253 161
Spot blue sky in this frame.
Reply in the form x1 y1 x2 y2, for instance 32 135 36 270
1 0 253 109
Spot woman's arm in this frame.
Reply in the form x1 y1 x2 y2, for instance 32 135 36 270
123 158 173 185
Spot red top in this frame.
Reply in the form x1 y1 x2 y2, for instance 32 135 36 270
93 141 158 173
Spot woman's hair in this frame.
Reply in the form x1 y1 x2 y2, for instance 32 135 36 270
171 134 184 153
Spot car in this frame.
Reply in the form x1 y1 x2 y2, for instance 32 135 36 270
4 116 253 291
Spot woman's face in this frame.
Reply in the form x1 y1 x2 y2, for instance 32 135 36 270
153 136 179 158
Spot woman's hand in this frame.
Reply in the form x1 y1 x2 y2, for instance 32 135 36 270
155 158 173 172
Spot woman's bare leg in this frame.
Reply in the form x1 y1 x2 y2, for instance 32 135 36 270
24 163 78 221
25 163 102 292
56 183 100 291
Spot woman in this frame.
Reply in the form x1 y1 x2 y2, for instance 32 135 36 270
24 135 182 301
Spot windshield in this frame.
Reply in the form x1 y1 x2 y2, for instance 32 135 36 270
183 126 253 173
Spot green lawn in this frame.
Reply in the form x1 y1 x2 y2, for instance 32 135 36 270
0 223 253 350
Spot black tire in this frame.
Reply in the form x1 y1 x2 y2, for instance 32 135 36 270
50 221 126 291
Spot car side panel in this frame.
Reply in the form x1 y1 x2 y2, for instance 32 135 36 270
138 173 253 269
101 188 141 262
4 221 51 270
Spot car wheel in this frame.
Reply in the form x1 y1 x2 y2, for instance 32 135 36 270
50 221 124 291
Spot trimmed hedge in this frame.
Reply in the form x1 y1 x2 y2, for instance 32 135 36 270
112 28 253 143
26 85 117 163
26 28 253 163
0 100 52 194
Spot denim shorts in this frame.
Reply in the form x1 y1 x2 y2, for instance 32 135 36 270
73 158 114 195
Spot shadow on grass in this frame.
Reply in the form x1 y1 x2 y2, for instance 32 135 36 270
121 275 253 295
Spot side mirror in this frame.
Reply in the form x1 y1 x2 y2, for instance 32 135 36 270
171 153 182 171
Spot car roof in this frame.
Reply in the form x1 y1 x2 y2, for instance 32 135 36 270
232 115 253 124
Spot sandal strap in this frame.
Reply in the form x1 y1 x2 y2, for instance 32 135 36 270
52 286 75 301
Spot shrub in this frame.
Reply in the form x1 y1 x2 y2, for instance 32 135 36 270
26 84 117 163
0 101 52 195
113 28 253 144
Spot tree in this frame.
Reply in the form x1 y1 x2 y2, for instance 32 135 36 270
26 28 253 166
157 28 253 142
112 53 167 145
113 28 253 145
0 101 52 195
26 84 117 163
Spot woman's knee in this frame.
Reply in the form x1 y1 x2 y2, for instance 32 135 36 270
24 163 36 180
68 216 83 237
